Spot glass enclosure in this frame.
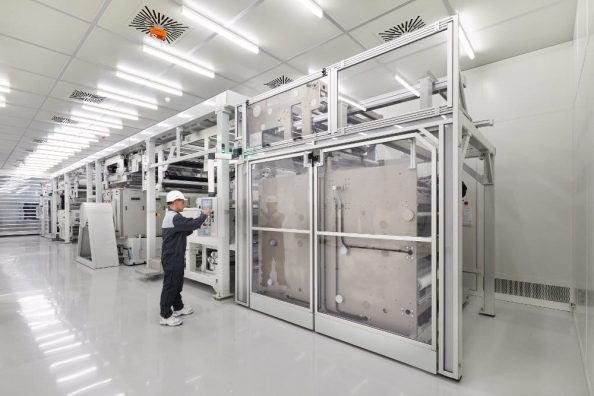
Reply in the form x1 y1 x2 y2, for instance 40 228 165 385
250 156 311 307
316 137 434 344
246 77 329 148
337 30 449 129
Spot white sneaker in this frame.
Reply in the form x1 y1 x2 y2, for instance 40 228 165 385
160 316 183 326
172 306 194 317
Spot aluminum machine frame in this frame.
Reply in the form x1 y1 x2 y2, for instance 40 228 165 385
138 91 246 300
235 16 495 379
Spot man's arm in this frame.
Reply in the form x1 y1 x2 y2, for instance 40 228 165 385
172 212 207 232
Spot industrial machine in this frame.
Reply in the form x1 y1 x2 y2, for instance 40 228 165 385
39 182 54 239
55 172 88 243
138 91 244 299
102 187 164 265
235 16 495 379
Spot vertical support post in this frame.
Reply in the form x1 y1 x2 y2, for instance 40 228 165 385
176 127 182 158
419 75 434 109
63 173 71 243
439 16 462 380
85 163 93 202
94 160 103 203
329 67 338 132
481 153 496 317
51 178 58 238
409 139 417 169
157 149 164 187
214 106 232 299
145 138 158 271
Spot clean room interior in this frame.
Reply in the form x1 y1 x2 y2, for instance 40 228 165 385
0 0 593 395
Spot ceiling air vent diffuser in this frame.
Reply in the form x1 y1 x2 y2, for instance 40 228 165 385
69 90 105 104
129 6 189 44
378 16 426 42
51 115 75 124
264 75 293 89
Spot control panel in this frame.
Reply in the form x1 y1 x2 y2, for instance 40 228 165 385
196 197 217 237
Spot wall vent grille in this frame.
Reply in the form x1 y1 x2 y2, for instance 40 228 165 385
495 278 570 303
69 90 105 104
264 75 293 89
378 16 426 42
129 5 189 44
51 115 75 124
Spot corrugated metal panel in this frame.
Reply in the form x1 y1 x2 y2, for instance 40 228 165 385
0 175 46 236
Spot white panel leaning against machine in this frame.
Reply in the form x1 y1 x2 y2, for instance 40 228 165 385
233 15 495 379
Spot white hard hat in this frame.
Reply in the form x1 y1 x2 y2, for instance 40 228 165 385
166 190 186 203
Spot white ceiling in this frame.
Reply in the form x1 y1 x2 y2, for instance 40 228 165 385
0 0 577 172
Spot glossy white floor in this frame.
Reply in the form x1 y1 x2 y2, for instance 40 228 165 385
0 236 588 396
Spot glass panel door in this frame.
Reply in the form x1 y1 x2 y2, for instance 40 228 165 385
250 155 312 311
316 135 436 347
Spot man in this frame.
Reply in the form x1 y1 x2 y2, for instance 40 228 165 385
159 190 211 326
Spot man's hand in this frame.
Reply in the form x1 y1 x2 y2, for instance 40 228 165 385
202 207 212 216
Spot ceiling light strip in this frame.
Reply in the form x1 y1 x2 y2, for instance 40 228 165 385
181 6 259 54
82 104 138 120
142 45 215 78
96 88 158 110
296 0 323 18
116 70 183 96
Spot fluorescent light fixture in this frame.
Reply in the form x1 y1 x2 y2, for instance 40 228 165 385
37 145 80 153
29 320 60 330
66 378 112 396
72 123 109 133
55 127 108 138
394 75 420 97
181 6 259 54
0 100 5 108
43 140 89 149
395 124 403 129
35 329 70 342
71 112 122 129
157 123 171 128
82 104 138 120
142 44 215 78
296 0 323 18
49 134 99 144
22 309 54 318
116 69 183 96
0 83 10 93
177 113 193 119
30 151 72 159
459 27 475 60
338 95 366 111
43 341 82 355
56 366 97 383
20 165 51 171
22 159 60 165
50 354 91 369
83 103 137 117
39 334 76 349
97 85 158 110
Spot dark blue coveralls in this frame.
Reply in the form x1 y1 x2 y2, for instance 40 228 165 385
159 209 207 318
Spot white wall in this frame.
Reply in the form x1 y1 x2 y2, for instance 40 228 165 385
463 42 575 287
573 0 594 392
